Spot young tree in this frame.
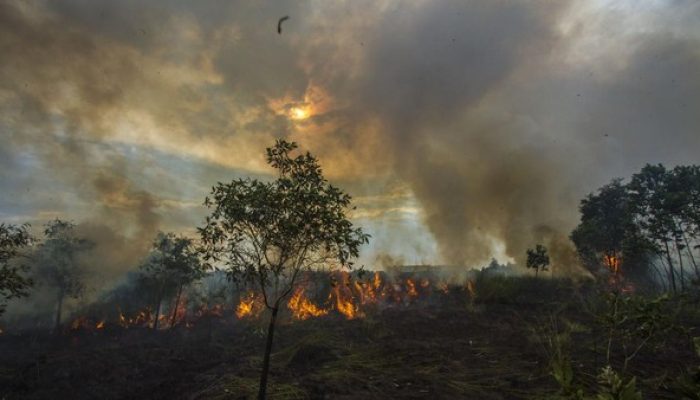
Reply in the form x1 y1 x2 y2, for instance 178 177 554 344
199 140 369 400
526 244 550 277
138 232 204 330
34 219 93 332
0 223 33 315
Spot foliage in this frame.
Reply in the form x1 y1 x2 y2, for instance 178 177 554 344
138 232 204 297
138 231 204 329
570 180 651 279
198 139 369 399
34 219 93 301
539 315 642 400
544 318 585 399
33 219 94 330
199 139 369 310
526 244 550 276
0 223 33 315
596 292 679 373
595 366 642 400
672 337 700 399
572 164 700 291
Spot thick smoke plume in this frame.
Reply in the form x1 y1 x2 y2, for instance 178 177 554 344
1 0 699 279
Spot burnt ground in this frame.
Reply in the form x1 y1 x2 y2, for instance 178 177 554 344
1 281 698 399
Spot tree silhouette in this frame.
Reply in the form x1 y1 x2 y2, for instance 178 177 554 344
570 179 648 280
199 140 369 399
571 164 700 291
0 223 33 315
628 165 680 292
138 232 204 330
34 219 93 332
526 244 550 277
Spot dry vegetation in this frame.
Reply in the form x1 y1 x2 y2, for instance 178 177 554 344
1 275 698 400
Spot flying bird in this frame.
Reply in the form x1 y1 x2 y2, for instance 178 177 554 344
277 16 289 34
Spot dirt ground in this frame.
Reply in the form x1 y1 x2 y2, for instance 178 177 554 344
1 282 697 399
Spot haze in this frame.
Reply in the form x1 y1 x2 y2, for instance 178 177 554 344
1 0 699 281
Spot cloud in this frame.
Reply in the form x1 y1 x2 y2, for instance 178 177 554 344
1 0 699 277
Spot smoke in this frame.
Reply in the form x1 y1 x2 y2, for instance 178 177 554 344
0 1 166 299
309 0 700 270
325 1 579 268
1 0 700 279
76 171 161 288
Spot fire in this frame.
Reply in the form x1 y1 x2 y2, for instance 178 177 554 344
406 279 418 298
27 272 487 336
236 297 254 318
603 254 634 292
465 279 476 299
236 291 262 319
332 285 362 319
117 308 159 329
169 294 188 327
373 272 382 289
354 279 380 305
604 254 621 274
288 287 328 320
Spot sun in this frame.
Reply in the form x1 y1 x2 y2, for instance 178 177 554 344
289 106 310 120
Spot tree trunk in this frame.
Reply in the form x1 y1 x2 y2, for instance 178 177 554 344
664 241 677 293
676 244 685 291
170 284 184 328
153 292 163 331
54 290 64 333
652 260 667 292
233 282 241 309
682 234 699 279
535 268 538 278
258 307 279 400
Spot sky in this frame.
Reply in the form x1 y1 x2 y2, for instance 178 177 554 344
1 0 699 280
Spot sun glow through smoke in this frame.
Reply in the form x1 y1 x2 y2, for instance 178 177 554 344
289 106 310 120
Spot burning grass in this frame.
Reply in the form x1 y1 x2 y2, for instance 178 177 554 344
0 275 698 399
3 270 481 336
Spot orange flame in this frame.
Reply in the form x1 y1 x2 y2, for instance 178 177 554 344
288 287 328 320
604 254 621 274
170 295 188 327
406 279 418 298
466 279 476 299
331 285 363 319
373 272 382 290
236 295 254 318
50 272 499 333
236 291 263 319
